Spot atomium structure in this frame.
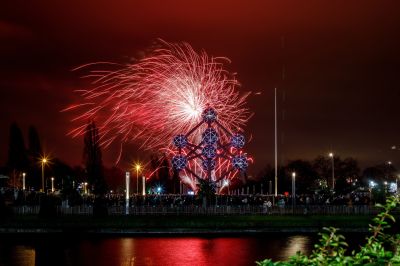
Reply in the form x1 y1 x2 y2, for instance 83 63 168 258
171 107 249 186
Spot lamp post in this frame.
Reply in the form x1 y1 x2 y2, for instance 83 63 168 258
384 161 392 193
142 175 146 196
84 182 88 194
329 153 335 190
51 177 55 193
126 172 130 214
386 160 392 180
41 157 48 193
292 172 296 208
22 172 26 191
135 164 141 195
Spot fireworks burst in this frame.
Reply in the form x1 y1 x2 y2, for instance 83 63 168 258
65 40 252 165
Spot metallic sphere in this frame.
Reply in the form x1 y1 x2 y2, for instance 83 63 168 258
202 128 219 145
173 134 188 148
232 155 248 171
171 155 187 170
202 107 217 123
202 145 217 159
231 133 245 149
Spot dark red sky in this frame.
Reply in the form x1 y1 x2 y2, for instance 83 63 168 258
0 1 399 173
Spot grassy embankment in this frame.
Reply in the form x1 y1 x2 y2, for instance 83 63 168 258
0 214 383 234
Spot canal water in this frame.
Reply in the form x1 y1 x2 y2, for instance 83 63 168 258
0 234 366 266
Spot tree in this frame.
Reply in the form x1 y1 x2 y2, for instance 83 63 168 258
50 159 74 190
6 123 28 188
334 157 360 192
313 155 332 188
256 164 284 194
313 155 360 193
27 125 43 189
28 126 42 157
286 160 319 194
362 163 397 187
83 121 106 196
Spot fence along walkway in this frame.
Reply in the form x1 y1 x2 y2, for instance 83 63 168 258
11 205 392 216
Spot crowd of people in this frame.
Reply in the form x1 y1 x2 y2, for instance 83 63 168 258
0 186 373 208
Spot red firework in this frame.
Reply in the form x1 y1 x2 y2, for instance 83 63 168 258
64 40 252 171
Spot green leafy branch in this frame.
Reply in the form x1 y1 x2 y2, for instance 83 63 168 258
257 195 400 266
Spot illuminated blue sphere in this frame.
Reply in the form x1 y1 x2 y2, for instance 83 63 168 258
231 133 245 149
202 128 219 145
232 155 248 171
202 145 217 159
173 134 188 148
202 159 215 171
202 107 217 123
171 155 187 170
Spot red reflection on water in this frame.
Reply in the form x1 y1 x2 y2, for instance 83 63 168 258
135 238 208 265
76 237 265 265
0 235 314 265
118 237 268 266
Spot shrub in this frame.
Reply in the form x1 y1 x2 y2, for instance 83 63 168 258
257 196 400 265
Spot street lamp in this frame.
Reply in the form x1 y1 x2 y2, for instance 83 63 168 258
386 161 392 189
329 152 335 190
84 182 88 194
135 163 141 194
51 177 55 192
125 172 130 215
22 172 26 191
40 157 48 193
142 175 146 196
292 172 296 208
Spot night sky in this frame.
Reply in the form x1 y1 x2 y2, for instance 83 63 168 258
1 1 399 173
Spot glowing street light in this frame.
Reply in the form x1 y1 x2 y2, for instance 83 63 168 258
51 177 55 192
142 175 146 196
84 182 88 194
386 161 393 187
40 156 49 193
383 181 388 193
125 171 130 214
292 172 296 208
329 152 335 190
369 180 376 188
135 163 141 194
22 172 26 191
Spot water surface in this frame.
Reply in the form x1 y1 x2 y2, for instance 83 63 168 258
0 234 364 266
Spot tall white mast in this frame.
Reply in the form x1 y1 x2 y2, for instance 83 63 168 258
274 87 278 196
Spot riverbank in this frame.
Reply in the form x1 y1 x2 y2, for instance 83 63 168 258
0 214 387 235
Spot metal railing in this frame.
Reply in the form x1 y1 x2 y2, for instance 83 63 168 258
11 204 392 216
